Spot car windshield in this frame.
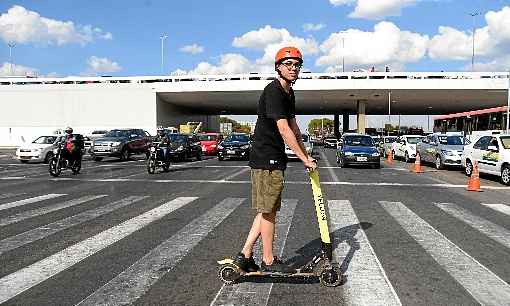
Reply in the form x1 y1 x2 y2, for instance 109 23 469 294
199 134 217 141
168 134 187 143
500 136 510 149
406 137 423 144
225 134 249 142
384 137 397 143
92 130 108 135
32 136 57 144
104 130 131 138
343 136 374 146
438 135 464 145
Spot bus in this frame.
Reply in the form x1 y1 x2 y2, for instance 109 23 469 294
433 106 508 140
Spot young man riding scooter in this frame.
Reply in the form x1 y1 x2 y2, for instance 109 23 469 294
234 46 316 273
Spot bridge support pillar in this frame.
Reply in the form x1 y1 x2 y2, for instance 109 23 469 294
357 100 366 134
334 114 340 139
343 114 349 134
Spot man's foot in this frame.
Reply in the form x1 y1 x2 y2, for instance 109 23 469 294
261 257 295 273
233 252 260 272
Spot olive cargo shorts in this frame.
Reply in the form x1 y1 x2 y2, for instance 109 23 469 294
251 169 284 213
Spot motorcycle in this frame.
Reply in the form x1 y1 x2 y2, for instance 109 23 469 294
49 141 82 177
147 142 171 174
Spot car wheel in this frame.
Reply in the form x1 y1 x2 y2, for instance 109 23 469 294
404 152 410 163
465 159 473 177
501 165 510 186
44 152 54 164
120 148 129 161
218 156 224 161
435 155 443 170
196 152 202 161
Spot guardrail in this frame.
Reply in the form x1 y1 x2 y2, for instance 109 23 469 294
0 72 509 86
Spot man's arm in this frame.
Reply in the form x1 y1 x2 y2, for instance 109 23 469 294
276 119 308 162
288 118 308 157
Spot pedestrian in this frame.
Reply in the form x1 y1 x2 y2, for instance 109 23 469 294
233 46 317 273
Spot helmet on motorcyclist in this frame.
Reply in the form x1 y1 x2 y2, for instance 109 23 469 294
65 127 73 134
274 46 303 84
157 126 165 136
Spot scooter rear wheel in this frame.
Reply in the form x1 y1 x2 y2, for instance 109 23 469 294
218 264 241 285
319 266 343 287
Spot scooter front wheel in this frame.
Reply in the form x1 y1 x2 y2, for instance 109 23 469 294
319 266 343 287
147 158 156 174
218 263 241 285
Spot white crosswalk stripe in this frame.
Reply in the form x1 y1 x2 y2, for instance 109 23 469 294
481 203 510 216
380 201 510 305
0 196 198 304
78 197 245 306
329 200 401 306
0 195 148 255
436 202 510 249
0 193 66 211
0 194 108 226
211 199 298 306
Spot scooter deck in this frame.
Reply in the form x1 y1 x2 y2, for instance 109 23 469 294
218 258 314 277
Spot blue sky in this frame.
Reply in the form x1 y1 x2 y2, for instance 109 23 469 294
1 0 510 130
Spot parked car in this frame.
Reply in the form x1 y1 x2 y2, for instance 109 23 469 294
380 136 398 157
16 135 58 163
417 133 466 169
167 133 202 161
336 133 380 168
461 134 510 185
323 137 338 148
286 134 314 159
391 135 425 162
217 133 251 160
90 129 151 161
199 133 223 155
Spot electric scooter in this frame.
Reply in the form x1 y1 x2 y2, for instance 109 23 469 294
217 169 343 287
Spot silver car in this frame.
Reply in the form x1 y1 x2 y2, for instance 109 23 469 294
416 133 466 169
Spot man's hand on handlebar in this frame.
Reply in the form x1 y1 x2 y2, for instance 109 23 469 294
303 156 317 171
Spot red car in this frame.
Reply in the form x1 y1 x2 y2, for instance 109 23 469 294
199 133 223 155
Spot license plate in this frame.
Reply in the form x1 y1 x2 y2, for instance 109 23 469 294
227 150 236 154
356 157 367 162
20 156 32 159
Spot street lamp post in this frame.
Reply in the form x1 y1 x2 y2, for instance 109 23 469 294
7 42 15 76
160 34 168 75
388 91 391 136
506 69 510 133
469 12 479 72
339 31 347 73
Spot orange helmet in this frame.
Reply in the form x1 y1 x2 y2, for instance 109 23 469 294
275 46 303 64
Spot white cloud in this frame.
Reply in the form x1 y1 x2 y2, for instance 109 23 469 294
180 43 204 55
428 6 510 69
303 23 326 32
317 21 428 71
174 53 254 75
83 56 121 75
0 62 39 76
330 0 418 20
0 5 112 45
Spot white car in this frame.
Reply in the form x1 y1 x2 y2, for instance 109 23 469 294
461 134 510 185
286 134 314 159
16 135 58 163
391 135 425 163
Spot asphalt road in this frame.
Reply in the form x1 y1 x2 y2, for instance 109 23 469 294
1 148 510 306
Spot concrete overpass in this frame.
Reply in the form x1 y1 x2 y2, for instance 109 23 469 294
0 71 509 146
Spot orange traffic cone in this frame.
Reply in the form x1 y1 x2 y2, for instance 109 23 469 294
467 160 482 192
413 152 423 173
387 149 393 164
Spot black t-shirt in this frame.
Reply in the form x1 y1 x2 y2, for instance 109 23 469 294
249 79 296 170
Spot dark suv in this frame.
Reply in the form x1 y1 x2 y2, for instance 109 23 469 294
167 134 202 162
91 129 151 161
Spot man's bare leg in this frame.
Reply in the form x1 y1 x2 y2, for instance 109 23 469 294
241 213 262 258
260 212 276 264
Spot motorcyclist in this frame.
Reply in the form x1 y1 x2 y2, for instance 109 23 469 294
61 127 83 167
154 126 170 161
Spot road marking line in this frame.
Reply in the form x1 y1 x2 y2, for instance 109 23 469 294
210 199 298 306
220 167 250 181
481 203 510 216
0 195 108 226
436 202 510 249
0 195 148 255
77 197 245 306
0 196 198 304
0 194 66 211
329 200 401 305
380 201 510 305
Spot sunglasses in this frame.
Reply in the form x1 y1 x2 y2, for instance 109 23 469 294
281 61 302 70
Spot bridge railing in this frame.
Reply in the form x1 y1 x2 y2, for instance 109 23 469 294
0 72 509 86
